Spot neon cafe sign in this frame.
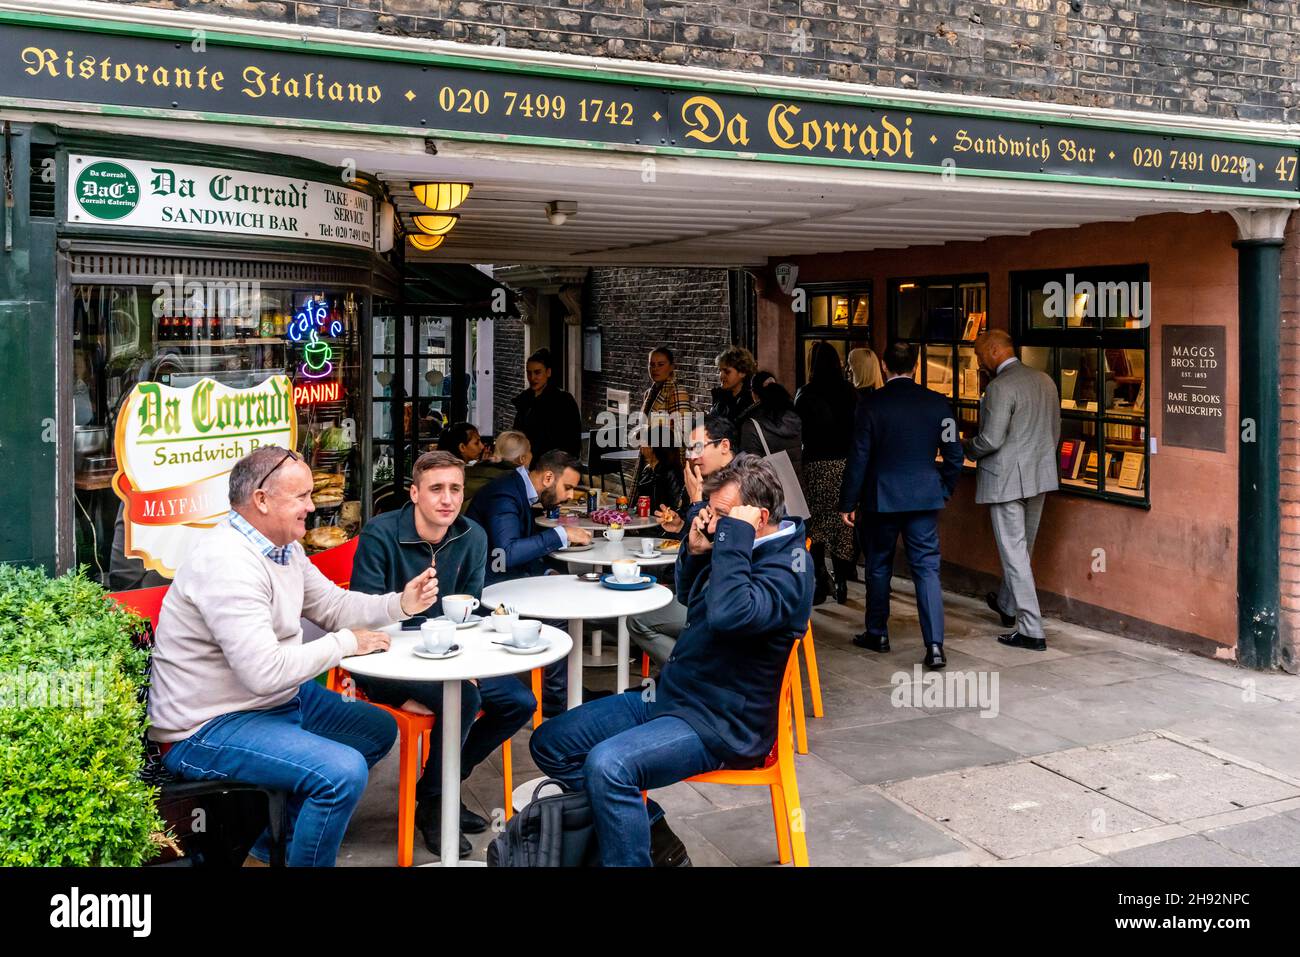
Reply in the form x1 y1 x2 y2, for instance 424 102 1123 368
287 297 343 406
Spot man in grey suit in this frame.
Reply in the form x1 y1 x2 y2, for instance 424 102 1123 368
965 330 1061 651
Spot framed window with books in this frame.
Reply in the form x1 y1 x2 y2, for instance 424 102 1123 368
888 274 989 453
795 281 873 387
1012 265 1150 507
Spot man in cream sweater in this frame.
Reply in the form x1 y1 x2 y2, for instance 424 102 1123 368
149 445 439 867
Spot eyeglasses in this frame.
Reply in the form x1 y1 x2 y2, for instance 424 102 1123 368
686 439 722 456
256 450 300 491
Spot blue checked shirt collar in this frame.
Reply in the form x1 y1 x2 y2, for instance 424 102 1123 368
228 510 298 566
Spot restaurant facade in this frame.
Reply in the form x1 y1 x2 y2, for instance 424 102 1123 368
1 0 1297 671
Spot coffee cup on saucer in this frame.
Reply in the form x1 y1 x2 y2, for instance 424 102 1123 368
510 619 543 649
637 538 658 558
611 558 641 583
443 594 480 623
420 619 456 654
603 526 625 544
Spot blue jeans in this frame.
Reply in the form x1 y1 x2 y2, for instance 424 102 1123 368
162 679 397 867
529 691 721 866
358 675 535 803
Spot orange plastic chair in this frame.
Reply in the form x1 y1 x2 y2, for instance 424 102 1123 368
801 538 825 723
684 641 809 867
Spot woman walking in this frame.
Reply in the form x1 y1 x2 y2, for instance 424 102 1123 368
796 343 861 604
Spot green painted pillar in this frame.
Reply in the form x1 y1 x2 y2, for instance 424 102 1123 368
1234 236 1284 670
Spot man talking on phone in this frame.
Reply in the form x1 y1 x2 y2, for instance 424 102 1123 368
351 450 536 860
629 414 738 668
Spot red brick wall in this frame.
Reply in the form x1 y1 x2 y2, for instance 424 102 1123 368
783 211 1241 650
1279 214 1300 673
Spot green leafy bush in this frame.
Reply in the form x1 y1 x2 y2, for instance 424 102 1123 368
0 565 164 865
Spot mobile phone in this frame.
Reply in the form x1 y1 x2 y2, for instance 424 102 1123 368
401 616 428 631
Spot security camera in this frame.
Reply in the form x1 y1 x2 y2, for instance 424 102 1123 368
545 200 577 226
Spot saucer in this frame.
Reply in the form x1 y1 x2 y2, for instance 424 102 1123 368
500 637 551 655
430 614 483 630
412 644 462 660
600 574 655 591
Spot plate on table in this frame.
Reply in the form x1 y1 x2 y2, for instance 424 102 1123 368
428 614 484 630
498 637 552 655
600 574 655 591
557 542 594 553
412 644 463 660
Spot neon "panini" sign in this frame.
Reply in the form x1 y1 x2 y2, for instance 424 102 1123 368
293 380 342 406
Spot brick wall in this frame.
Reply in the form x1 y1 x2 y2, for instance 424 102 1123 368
491 312 527 436
107 0 1299 122
1280 213 1300 673
582 266 732 422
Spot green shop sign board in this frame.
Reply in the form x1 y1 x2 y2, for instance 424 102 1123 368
68 154 374 247
3 13 1299 197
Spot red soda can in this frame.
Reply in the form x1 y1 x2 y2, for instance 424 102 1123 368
636 496 650 518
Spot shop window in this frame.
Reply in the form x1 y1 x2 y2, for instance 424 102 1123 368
72 282 366 586
1013 265 1150 507
888 274 989 451
795 281 872 387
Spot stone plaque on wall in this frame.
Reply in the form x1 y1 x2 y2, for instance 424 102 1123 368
1162 325 1226 452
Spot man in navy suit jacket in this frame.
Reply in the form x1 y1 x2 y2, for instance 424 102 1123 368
531 454 814 867
839 342 964 669
465 448 591 585
466 449 590 713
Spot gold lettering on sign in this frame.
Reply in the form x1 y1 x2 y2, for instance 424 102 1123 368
768 103 913 160
680 95 749 146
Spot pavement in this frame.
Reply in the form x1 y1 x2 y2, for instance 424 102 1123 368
339 577 1300 867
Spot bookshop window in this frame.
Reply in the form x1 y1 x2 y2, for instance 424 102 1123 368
888 274 989 448
795 281 872 387
1012 265 1150 507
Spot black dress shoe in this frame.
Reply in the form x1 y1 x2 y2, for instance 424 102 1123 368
852 632 890 653
997 631 1047 651
922 644 946 669
649 817 692 867
416 801 472 859
834 577 848 605
460 803 489 834
985 592 1015 628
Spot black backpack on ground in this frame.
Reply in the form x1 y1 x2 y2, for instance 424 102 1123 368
486 779 598 867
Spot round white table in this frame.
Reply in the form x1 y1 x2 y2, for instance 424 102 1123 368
482 575 673 706
556 540 679 684
340 620 571 867
535 513 663 532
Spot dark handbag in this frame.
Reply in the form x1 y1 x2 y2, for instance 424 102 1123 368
486 780 599 867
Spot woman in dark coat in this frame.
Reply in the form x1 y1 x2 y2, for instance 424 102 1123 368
738 369 804 476
795 342 861 604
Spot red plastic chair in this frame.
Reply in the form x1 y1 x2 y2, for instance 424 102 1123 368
107 584 171 628
308 536 360 589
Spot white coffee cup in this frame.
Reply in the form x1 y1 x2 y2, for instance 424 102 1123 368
611 558 641 583
443 594 480 623
603 527 625 544
510 619 543 648
420 619 456 654
637 538 658 557
489 610 519 633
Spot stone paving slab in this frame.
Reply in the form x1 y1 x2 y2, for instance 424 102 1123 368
811 714 1021 785
1034 736 1300 823
1106 834 1263 867
1200 814 1300 866
886 761 1162 859
685 786 965 868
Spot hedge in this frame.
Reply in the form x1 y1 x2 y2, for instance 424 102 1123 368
0 566 164 865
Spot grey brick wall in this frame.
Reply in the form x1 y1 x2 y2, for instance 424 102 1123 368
108 0 1299 122
491 312 527 436
582 266 732 424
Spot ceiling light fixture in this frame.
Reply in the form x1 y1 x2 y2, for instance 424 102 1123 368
545 200 577 226
412 182 472 212
412 213 459 235
408 234 445 251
